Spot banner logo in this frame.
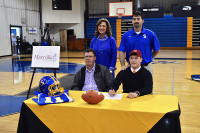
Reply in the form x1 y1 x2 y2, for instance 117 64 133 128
182 6 192 11
34 54 57 62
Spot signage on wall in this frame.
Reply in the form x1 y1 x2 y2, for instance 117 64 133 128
31 46 60 68
28 27 37 34
138 7 164 18
142 8 159 12
173 5 200 18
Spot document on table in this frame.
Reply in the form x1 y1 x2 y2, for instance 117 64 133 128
102 93 123 100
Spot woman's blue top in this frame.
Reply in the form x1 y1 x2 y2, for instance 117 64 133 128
90 35 117 70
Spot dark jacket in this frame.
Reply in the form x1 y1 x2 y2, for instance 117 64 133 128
112 67 153 96
32 42 39 46
71 64 113 92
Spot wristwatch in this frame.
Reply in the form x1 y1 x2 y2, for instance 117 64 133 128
134 91 140 97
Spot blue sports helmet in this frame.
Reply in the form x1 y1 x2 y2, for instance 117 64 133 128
39 75 64 96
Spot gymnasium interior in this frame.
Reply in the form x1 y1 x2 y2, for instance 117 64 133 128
0 0 200 132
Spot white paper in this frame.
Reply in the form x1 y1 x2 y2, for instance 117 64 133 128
103 93 123 100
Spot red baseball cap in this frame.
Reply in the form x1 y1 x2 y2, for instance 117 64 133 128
129 49 142 58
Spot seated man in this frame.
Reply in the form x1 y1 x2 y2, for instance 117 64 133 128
108 49 153 98
32 39 39 46
71 49 113 92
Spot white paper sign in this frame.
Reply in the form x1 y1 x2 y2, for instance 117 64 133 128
102 93 123 100
31 46 60 68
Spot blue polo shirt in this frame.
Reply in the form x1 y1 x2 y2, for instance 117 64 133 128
118 27 160 64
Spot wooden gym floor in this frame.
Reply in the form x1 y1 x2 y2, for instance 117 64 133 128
0 49 200 133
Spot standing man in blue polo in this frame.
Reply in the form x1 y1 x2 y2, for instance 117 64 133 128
118 11 160 75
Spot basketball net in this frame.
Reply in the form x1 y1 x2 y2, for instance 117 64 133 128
117 13 124 19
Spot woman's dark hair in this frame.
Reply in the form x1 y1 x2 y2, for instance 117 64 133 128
94 18 112 37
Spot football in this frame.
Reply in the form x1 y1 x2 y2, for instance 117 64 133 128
81 90 104 104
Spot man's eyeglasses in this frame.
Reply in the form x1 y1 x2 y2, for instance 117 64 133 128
84 56 94 58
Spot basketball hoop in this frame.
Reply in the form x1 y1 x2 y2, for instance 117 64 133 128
117 13 124 18
109 2 133 17
116 8 125 18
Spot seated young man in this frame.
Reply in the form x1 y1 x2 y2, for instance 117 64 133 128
108 49 153 98
71 49 113 92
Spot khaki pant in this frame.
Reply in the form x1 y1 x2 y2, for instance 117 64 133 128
143 63 153 76
12 42 17 55
12 46 15 55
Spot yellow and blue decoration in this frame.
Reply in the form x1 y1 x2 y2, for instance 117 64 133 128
191 75 200 82
32 75 74 105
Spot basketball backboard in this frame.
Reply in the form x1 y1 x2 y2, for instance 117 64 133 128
109 1 133 17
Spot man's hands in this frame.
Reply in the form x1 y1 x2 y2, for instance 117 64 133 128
108 89 116 97
127 92 139 99
109 90 139 99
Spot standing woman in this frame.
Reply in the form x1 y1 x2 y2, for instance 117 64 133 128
90 18 117 77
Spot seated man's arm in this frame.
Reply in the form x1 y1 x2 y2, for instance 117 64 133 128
111 71 124 92
71 71 82 91
138 71 153 96
103 67 113 91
